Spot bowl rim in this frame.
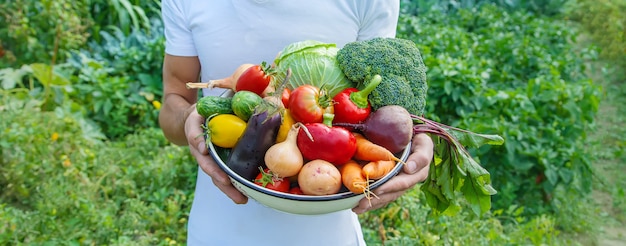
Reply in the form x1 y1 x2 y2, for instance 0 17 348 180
207 134 412 202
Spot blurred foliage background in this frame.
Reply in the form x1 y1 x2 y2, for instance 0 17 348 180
1 0 625 245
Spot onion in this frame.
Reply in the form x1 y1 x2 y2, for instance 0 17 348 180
264 124 304 178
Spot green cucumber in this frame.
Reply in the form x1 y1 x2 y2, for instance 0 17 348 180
196 96 234 118
231 91 264 121
214 146 232 161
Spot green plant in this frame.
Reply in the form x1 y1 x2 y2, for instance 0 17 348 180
0 94 196 244
401 0 569 16
0 60 158 140
397 4 601 215
64 19 165 139
359 189 578 245
566 0 626 80
0 17 166 140
73 18 165 96
0 63 78 114
86 0 161 42
0 0 91 67
68 56 160 139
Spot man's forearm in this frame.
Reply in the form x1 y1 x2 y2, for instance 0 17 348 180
159 93 196 146
159 55 202 145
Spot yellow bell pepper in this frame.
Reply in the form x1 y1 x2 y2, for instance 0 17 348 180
276 109 296 143
207 114 247 148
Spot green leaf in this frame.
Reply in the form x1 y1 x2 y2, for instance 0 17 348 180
0 65 32 89
441 203 462 216
444 80 453 95
544 166 558 186
30 63 70 86
458 151 496 215
448 128 505 148
437 160 455 201
558 168 574 184
422 179 451 214
103 100 113 115
461 175 492 215
463 155 497 195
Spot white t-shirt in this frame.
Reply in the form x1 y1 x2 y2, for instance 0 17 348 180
162 1 399 245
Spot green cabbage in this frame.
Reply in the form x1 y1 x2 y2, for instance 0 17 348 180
273 40 354 97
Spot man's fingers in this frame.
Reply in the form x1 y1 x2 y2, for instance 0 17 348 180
185 110 209 155
404 133 434 174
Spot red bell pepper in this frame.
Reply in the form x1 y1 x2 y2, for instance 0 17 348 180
332 75 382 124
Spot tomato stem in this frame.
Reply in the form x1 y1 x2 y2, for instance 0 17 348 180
259 61 276 76
254 167 282 186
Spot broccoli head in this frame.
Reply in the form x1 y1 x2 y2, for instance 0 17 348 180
336 37 428 115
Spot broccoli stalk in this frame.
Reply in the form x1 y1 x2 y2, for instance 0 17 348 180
348 74 382 109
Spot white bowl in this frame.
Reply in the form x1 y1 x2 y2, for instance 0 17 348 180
208 138 411 215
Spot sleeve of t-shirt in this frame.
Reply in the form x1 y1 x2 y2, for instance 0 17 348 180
162 0 197 56
356 0 400 40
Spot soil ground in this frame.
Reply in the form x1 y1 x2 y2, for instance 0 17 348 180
587 68 626 246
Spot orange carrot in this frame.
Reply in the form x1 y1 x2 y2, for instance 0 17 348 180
362 160 396 180
340 160 368 194
353 133 402 163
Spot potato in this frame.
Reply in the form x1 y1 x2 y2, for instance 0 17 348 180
297 160 342 196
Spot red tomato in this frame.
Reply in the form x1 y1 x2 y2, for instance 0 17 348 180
296 123 357 165
235 62 274 96
281 88 291 108
254 168 290 193
289 186 304 195
288 85 333 124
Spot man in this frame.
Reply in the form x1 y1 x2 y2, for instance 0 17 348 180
159 1 433 245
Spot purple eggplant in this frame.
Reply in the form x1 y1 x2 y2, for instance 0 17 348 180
226 109 282 181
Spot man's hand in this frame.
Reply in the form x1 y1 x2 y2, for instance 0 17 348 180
352 133 433 214
184 109 248 204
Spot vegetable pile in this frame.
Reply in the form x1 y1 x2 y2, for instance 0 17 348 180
336 37 428 116
187 38 504 215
